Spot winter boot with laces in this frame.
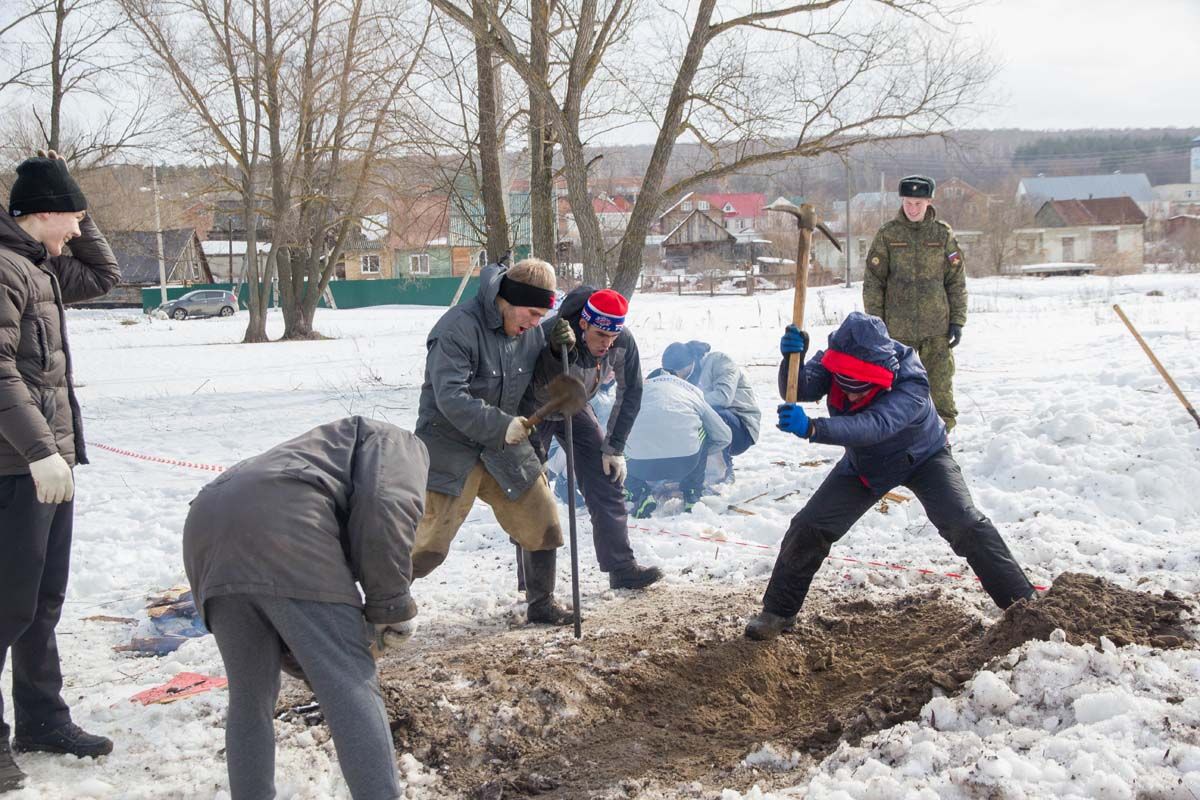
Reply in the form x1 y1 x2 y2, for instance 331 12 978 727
13 722 112 759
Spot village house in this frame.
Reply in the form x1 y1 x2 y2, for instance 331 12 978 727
1013 196 1146 272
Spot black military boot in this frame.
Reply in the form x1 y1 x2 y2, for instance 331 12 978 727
522 549 574 625
744 610 798 641
0 740 25 793
608 563 663 590
13 722 113 758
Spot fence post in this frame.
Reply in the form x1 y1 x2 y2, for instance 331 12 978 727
677 275 682 295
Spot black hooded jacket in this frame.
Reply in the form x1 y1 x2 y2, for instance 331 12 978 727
534 285 642 455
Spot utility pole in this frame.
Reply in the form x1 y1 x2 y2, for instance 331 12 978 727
152 164 168 304
843 157 852 288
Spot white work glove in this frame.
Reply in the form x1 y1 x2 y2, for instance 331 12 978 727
601 452 627 485
28 453 74 504
505 416 530 445
373 620 418 654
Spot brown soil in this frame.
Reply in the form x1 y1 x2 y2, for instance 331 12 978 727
282 573 1194 799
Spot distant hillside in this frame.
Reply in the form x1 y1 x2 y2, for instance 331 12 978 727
582 128 1200 201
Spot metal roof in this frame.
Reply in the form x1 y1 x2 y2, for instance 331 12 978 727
1018 174 1154 204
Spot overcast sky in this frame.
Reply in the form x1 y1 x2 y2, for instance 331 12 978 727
963 0 1200 130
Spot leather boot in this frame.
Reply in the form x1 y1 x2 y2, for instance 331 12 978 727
0 740 25 793
744 610 797 641
522 548 573 625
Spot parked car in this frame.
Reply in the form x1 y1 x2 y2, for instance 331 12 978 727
155 290 239 320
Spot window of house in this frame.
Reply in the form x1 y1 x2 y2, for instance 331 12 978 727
361 254 380 274
1061 236 1075 262
698 201 709 211
681 201 693 211
410 253 430 274
723 203 735 213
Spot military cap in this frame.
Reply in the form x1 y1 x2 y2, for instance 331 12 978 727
898 175 935 199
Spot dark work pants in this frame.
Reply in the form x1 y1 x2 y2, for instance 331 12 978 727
0 474 74 741
761 448 1035 617
715 408 755 480
536 406 635 573
627 448 710 497
207 595 400 800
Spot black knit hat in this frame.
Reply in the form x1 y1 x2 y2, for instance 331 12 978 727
9 157 88 217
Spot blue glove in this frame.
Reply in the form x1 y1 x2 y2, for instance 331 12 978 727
777 403 812 438
780 325 809 357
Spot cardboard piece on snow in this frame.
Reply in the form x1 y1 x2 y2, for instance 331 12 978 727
131 672 228 705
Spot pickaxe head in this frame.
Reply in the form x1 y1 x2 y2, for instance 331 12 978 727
763 199 842 252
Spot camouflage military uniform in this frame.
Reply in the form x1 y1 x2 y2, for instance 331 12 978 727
862 207 966 430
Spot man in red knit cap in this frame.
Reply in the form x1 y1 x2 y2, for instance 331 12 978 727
529 286 663 590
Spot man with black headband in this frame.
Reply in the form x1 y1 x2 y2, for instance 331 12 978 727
412 258 578 625
743 312 1036 641
529 286 662 591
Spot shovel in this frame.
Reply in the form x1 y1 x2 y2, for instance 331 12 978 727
523 373 589 428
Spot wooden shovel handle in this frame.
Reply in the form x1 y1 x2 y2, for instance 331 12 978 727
1114 304 1200 429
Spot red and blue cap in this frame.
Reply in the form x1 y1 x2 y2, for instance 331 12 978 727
580 288 628 332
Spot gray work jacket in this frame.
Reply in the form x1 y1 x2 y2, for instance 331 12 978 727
414 264 548 498
183 417 428 625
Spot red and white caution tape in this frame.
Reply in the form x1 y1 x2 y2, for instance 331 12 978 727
93 442 1047 592
91 443 227 473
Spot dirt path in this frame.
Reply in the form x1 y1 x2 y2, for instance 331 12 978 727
281 573 1194 798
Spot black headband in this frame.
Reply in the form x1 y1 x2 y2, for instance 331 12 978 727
498 274 555 310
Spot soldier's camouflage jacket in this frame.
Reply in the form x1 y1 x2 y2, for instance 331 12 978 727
862 207 966 343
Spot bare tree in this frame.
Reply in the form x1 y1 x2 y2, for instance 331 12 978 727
0 0 56 97
1 0 161 169
429 0 993 296
976 195 1033 276
121 0 428 341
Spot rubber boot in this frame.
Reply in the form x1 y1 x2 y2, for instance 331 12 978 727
522 548 573 625
0 740 25 793
514 542 526 593
744 610 797 641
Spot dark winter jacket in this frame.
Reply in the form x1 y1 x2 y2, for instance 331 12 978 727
183 417 428 626
415 264 550 498
780 312 946 490
0 210 120 475
676 340 761 443
534 285 642 455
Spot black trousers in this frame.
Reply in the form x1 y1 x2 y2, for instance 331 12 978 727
536 406 635 572
627 446 711 497
762 448 1035 617
0 474 74 740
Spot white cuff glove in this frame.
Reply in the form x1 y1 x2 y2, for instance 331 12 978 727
28 453 74 504
505 416 530 445
373 620 417 654
601 452 627 485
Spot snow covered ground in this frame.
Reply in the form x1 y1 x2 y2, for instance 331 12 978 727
3 272 1199 799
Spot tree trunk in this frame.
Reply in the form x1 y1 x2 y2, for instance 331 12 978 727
48 0 65 151
610 0 716 297
560 133 606 285
241 180 269 343
473 0 510 264
527 0 555 263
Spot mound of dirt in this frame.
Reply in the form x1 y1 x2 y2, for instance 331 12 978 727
281 573 1194 799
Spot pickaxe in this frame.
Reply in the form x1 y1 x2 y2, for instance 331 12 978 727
763 199 841 402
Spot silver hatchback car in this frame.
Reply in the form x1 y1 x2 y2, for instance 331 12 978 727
158 290 239 320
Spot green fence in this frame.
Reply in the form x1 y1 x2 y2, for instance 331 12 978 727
142 276 480 314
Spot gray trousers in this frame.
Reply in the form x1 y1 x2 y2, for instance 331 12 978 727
206 595 400 800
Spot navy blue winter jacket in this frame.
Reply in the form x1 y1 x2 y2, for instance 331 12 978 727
778 312 947 490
